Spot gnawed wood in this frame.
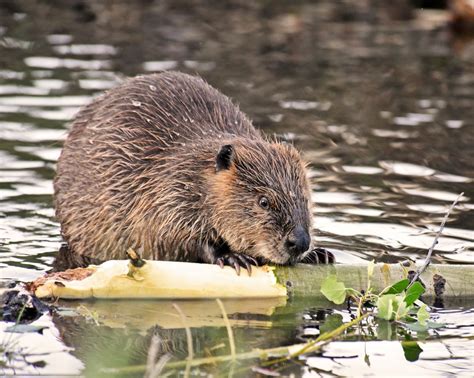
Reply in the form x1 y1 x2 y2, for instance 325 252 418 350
32 259 287 299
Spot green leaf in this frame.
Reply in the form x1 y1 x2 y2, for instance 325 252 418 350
395 298 409 320
320 314 344 334
377 294 395 320
382 279 410 295
417 304 430 326
426 321 445 329
376 319 393 340
364 353 371 367
404 282 425 307
404 315 417 322
320 275 347 304
405 322 429 332
401 341 423 362
377 294 410 321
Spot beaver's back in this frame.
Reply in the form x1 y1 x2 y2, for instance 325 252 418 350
54 72 261 262
61 72 259 154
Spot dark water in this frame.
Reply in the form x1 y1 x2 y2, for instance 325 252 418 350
0 1 473 376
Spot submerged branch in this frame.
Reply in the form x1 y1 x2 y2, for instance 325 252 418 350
99 314 367 375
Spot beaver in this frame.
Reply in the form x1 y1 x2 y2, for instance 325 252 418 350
53 71 333 274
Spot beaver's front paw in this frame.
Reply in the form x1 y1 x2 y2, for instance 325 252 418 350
215 252 258 276
301 247 335 264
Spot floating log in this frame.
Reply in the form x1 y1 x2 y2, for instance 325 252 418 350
31 258 474 300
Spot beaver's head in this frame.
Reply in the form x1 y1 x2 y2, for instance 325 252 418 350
209 140 312 264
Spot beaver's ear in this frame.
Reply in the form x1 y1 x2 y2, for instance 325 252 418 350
216 144 234 172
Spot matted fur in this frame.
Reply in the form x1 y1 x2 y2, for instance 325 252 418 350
54 72 312 267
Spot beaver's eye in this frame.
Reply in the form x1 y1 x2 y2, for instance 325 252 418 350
258 196 270 210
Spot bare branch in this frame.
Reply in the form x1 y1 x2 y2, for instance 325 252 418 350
409 192 464 287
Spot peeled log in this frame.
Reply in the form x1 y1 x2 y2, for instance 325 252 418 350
33 259 287 299
32 260 474 300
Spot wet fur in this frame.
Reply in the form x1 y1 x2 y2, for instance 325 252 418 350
54 72 312 267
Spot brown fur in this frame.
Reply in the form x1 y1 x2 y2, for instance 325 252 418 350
54 72 312 268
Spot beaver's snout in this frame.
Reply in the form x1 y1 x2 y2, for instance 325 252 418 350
284 226 311 256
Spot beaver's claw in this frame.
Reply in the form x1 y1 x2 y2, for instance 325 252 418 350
215 252 258 276
301 247 336 264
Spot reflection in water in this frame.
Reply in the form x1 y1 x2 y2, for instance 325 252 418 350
50 297 293 376
3 295 468 376
59 297 287 330
0 0 473 375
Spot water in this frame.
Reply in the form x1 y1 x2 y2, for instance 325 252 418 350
0 1 473 375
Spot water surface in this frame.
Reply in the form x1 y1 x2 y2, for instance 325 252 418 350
0 1 473 376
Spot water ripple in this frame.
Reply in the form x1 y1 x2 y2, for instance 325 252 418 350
25 56 111 70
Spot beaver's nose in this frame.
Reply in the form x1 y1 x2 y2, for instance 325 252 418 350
285 226 310 255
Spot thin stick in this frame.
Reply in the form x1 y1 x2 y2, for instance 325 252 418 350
173 303 193 378
173 304 194 360
409 192 464 287
148 354 172 378
100 343 305 375
145 335 172 378
216 299 236 360
263 313 368 367
145 335 160 378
